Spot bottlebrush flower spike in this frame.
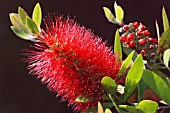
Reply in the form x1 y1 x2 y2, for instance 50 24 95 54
21 15 122 112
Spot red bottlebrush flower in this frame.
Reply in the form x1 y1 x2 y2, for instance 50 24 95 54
24 15 121 112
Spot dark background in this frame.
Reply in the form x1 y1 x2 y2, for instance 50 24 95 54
0 0 170 113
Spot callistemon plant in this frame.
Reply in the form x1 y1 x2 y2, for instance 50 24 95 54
9 1 170 113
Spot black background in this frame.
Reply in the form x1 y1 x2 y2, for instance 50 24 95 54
0 0 170 113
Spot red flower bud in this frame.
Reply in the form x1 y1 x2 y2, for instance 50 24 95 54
136 30 143 36
120 35 127 42
144 30 150 36
150 53 156 58
132 22 139 29
126 33 134 41
140 48 147 55
148 38 155 43
123 25 129 31
149 45 154 50
154 38 158 44
138 39 146 45
139 23 145 31
128 41 136 48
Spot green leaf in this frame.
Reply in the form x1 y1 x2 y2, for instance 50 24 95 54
155 20 160 40
163 49 170 70
124 54 144 101
114 1 124 23
158 28 170 55
32 3 42 28
137 100 158 113
9 13 29 33
119 51 134 74
152 69 170 89
119 105 137 113
101 76 117 95
162 7 169 31
142 70 170 105
75 95 89 103
9 13 22 30
102 102 113 110
108 95 128 113
123 46 138 61
137 79 147 102
26 17 39 35
11 26 30 39
114 29 122 61
103 7 120 25
104 109 112 113
18 7 29 26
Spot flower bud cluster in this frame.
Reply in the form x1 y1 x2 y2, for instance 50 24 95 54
119 22 158 62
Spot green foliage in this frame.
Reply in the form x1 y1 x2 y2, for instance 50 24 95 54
9 2 42 41
114 29 122 61
103 2 124 25
101 76 117 95
11 26 29 40
26 17 39 35
114 1 124 23
119 105 137 113
163 49 170 70
75 95 89 103
162 7 169 31
137 100 158 113
32 3 42 29
118 51 134 74
18 7 29 26
158 28 170 55
119 100 158 113
137 79 147 102
142 70 170 105
124 54 144 101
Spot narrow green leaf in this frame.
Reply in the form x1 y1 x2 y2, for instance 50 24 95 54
119 51 134 74
158 28 170 55
163 49 170 70
101 76 117 95
162 7 169 31
142 70 170 105
102 102 113 110
103 7 120 24
108 94 128 113
11 26 30 39
9 13 22 30
105 109 112 113
9 13 29 33
137 79 147 102
32 3 42 28
123 46 138 61
114 1 124 23
75 95 89 103
137 100 158 113
155 20 160 40
114 29 122 61
119 105 137 113
124 54 144 101
18 7 29 25
26 17 39 35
